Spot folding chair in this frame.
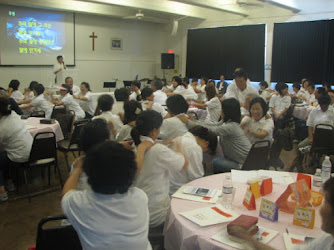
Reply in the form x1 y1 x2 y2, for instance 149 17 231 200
51 105 66 119
54 111 75 140
57 120 89 171
242 140 271 171
30 110 45 118
35 215 82 250
15 132 63 202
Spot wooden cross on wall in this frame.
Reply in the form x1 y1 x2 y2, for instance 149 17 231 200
89 32 98 51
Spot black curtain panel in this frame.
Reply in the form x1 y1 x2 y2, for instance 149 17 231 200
271 20 334 83
186 24 265 81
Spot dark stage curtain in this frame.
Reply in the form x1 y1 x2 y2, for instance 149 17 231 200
271 20 334 83
186 24 265 81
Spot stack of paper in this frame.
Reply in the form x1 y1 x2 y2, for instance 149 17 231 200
212 226 279 249
232 170 294 184
172 185 221 203
179 204 239 226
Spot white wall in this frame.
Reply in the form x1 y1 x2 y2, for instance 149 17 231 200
0 11 169 92
169 1 334 83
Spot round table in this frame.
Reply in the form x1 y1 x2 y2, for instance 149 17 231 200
25 117 64 142
293 105 315 120
164 173 323 250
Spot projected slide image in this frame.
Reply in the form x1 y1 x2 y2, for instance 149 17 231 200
6 10 65 56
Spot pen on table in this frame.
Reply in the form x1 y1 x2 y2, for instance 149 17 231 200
286 228 289 235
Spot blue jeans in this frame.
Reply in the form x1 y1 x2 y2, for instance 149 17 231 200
212 157 240 173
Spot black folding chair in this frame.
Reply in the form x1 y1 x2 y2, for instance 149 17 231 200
54 111 75 140
57 120 88 171
51 105 66 119
311 124 334 154
16 132 63 202
30 110 45 118
242 140 271 171
36 215 82 250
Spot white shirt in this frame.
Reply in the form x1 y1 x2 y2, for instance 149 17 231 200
260 89 272 103
225 82 259 106
159 116 189 141
206 97 222 122
134 136 185 227
0 112 33 162
25 91 35 100
173 85 187 97
183 86 198 100
307 106 334 131
77 91 96 116
116 124 134 142
141 101 168 118
62 93 85 120
53 62 66 84
112 101 124 116
241 115 274 144
93 111 123 140
197 84 206 101
31 94 53 119
10 90 24 102
72 85 80 95
153 90 167 105
169 132 204 195
130 90 141 101
269 94 291 114
294 232 334 250
61 188 151 250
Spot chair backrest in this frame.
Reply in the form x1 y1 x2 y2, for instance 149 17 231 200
242 140 271 171
29 132 57 163
51 105 66 119
68 121 89 148
30 110 45 118
311 124 334 153
55 111 75 140
36 215 82 250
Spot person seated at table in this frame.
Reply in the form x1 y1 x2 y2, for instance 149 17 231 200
224 69 259 115
151 79 167 105
7 79 24 102
0 88 22 115
269 82 291 130
132 110 187 230
93 94 123 140
182 77 198 100
230 177 334 250
61 141 151 250
290 82 302 102
304 81 316 105
191 76 208 101
298 78 311 101
217 74 228 96
159 95 189 141
0 97 33 201
17 81 38 105
116 100 142 142
240 97 274 144
53 84 85 121
129 81 141 101
188 85 222 123
178 98 252 173
259 81 275 103
65 77 80 94
22 83 53 119
169 125 217 195
113 87 130 120
297 93 334 150
73 82 96 119
164 76 187 97
141 87 168 119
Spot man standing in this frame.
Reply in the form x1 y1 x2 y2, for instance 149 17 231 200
217 75 228 95
65 77 80 94
53 55 66 84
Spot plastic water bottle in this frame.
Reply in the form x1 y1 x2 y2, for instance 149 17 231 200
321 156 332 183
313 169 323 187
222 174 233 209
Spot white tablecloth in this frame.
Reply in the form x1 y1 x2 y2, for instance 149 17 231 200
164 173 323 250
25 117 64 142
293 105 315 120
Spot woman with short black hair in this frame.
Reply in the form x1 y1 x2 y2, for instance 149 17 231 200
7 79 24 102
73 82 96 118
